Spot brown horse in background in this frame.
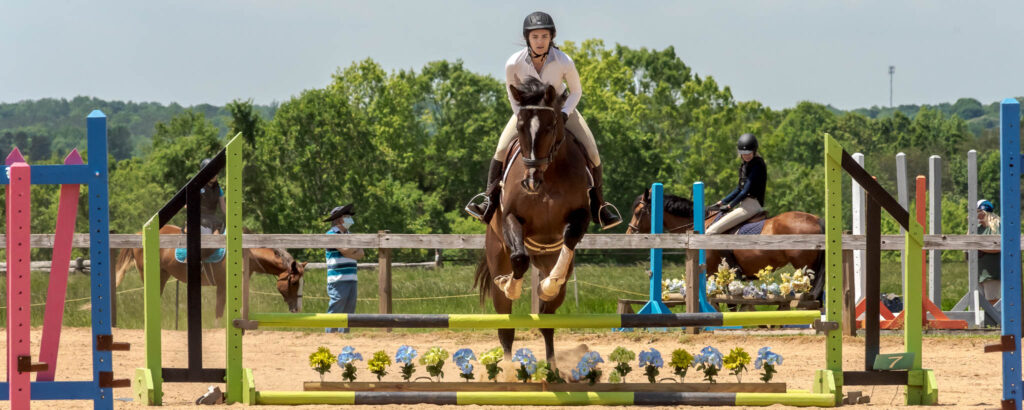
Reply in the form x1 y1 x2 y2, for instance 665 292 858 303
626 189 826 299
473 78 592 369
114 224 307 317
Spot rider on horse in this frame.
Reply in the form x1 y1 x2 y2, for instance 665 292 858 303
708 133 767 234
464 11 621 230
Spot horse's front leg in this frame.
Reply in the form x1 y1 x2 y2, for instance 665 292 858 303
494 213 530 300
539 209 588 301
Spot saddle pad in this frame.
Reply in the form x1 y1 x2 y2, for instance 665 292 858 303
736 220 766 235
174 247 226 264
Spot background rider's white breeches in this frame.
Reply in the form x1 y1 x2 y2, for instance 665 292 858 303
705 197 762 234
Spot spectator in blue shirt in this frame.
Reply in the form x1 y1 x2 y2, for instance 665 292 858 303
323 204 364 333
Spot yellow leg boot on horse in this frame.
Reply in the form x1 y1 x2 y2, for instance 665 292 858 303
465 159 505 223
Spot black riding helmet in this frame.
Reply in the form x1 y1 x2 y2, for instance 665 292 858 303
523 11 556 39
737 133 759 154
200 157 213 170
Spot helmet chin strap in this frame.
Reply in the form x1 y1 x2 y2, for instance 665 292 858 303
528 46 550 59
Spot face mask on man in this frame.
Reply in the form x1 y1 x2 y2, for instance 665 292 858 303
342 216 355 229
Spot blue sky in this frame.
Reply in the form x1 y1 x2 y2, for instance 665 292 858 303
2 1 1021 109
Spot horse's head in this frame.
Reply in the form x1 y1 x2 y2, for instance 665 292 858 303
509 77 567 193
271 249 307 313
625 188 696 234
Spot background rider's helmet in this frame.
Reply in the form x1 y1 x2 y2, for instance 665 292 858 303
737 133 759 155
199 158 213 170
523 11 556 39
977 199 994 212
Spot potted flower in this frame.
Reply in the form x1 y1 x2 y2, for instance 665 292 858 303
669 348 694 382
338 346 363 382
512 348 538 383
419 347 449 382
723 347 751 383
453 348 476 382
694 346 723 383
608 347 636 381
571 351 604 385
755 347 783 383
479 347 504 382
395 345 418 382
638 348 664 383
308 346 336 382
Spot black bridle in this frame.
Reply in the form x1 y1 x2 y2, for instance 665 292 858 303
627 197 721 234
519 105 565 169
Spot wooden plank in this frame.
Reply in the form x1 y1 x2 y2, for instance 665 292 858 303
0 233 1006 251
303 381 786 393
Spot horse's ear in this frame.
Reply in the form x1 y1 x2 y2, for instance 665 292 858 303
509 84 524 104
544 85 558 105
300 261 308 268
643 187 651 201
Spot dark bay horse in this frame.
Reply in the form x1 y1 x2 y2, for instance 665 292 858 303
626 189 826 298
473 78 591 368
114 224 307 317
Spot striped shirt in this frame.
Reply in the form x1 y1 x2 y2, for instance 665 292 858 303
325 226 358 283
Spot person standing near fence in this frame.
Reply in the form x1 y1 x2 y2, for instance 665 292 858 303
975 199 1001 305
323 204 364 333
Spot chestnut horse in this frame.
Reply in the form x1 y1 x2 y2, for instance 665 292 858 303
473 78 591 368
114 225 307 317
626 189 826 299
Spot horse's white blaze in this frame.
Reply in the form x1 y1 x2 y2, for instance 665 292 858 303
539 246 574 301
528 116 540 160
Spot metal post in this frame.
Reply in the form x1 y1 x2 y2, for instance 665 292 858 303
998 98 1022 408
896 152 908 291
851 153 866 303
928 155 942 307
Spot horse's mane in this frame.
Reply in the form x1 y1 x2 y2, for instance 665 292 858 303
631 192 694 218
515 77 551 106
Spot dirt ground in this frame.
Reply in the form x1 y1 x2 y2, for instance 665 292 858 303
0 327 1003 409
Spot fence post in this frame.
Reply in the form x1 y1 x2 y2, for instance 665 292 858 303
685 246 700 335
896 152 908 291
378 230 393 331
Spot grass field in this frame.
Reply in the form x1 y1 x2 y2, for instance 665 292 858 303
0 258 985 330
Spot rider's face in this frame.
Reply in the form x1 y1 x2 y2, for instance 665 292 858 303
528 30 552 55
740 152 754 162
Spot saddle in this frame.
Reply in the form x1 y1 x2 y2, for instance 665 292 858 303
710 209 769 235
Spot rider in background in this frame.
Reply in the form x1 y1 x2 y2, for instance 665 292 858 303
465 11 621 230
975 199 1001 304
707 133 767 234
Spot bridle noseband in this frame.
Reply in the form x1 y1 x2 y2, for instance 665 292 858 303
627 197 710 234
519 105 564 169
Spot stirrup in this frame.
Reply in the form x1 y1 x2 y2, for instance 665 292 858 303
464 193 490 221
598 203 622 230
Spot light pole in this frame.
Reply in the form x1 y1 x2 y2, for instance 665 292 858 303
889 65 895 108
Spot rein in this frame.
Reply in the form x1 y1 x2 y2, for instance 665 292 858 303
519 105 565 168
627 198 720 233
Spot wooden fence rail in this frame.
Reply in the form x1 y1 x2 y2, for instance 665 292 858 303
0 233 1010 250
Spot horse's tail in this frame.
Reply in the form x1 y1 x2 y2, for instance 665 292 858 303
114 248 136 288
472 256 492 306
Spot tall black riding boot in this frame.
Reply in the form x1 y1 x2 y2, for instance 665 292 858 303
589 164 622 230
464 159 504 224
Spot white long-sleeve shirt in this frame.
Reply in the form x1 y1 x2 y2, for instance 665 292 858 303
505 47 581 115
